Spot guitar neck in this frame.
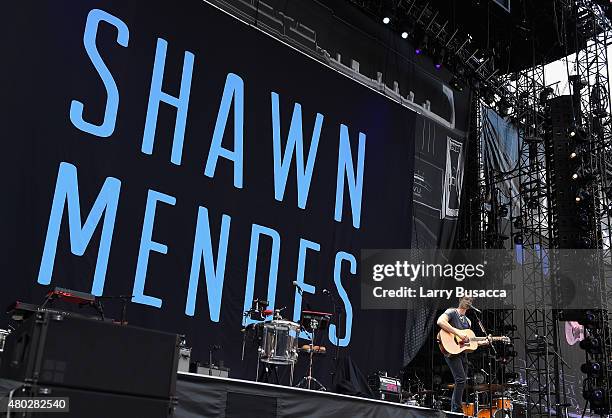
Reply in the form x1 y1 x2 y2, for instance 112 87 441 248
470 336 505 342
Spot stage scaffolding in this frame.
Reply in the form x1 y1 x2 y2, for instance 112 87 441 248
461 0 612 415
566 0 612 414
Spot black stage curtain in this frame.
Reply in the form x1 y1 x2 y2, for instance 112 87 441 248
175 373 456 418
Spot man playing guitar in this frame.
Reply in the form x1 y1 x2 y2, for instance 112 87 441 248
436 296 489 413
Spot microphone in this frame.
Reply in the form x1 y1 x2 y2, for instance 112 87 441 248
468 302 482 314
292 281 304 295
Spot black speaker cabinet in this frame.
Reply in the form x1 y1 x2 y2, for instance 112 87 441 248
9 384 175 418
0 310 180 399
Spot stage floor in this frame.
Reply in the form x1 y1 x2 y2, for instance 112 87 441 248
175 372 461 418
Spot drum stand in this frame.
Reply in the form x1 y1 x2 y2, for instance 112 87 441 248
256 354 295 386
295 319 326 391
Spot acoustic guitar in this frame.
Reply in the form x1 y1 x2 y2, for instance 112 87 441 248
437 328 511 355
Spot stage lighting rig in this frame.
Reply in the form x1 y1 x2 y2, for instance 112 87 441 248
482 87 496 107
578 210 592 230
575 188 592 203
571 168 594 184
568 143 583 160
539 87 554 105
569 125 590 142
580 335 602 354
583 387 610 414
576 310 600 329
433 47 446 70
513 217 523 229
582 361 604 377
381 2 394 25
569 74 588 92
449 76 466 92
497 203 509 217
413 28 428 55
497 99 511 117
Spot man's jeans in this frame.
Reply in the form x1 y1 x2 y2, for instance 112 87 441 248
444 354 468 413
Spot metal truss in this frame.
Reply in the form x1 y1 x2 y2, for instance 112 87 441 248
512 63 563 417
568 0 612 414
457 94 487 250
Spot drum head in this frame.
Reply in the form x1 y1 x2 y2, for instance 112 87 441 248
493 410 511 418
266 320 300 329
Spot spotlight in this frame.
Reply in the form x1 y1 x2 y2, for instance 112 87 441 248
569 125 589 142
514 234 523 245
483 88 496 106
583 387 609 411
455 65 466 77
498 99 511 117
575 188 591 202
579 335 601 353
413 28 428 55
581 361 603 377
578 310 599 328
539 87 554 105
571 167 594 183
498 204 509 217
449 76 466 92
578 235 593 248
398 20 412 38
578 211 591 230
433 48 446 70
382 16 391 25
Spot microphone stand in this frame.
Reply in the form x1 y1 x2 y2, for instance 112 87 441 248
472 308 498 417
537 335 571 369
324 290 342 381
537 334 571 418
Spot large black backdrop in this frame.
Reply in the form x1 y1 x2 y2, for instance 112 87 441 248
0 0 469 383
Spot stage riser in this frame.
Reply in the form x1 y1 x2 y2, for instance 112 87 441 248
175 373 458 418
